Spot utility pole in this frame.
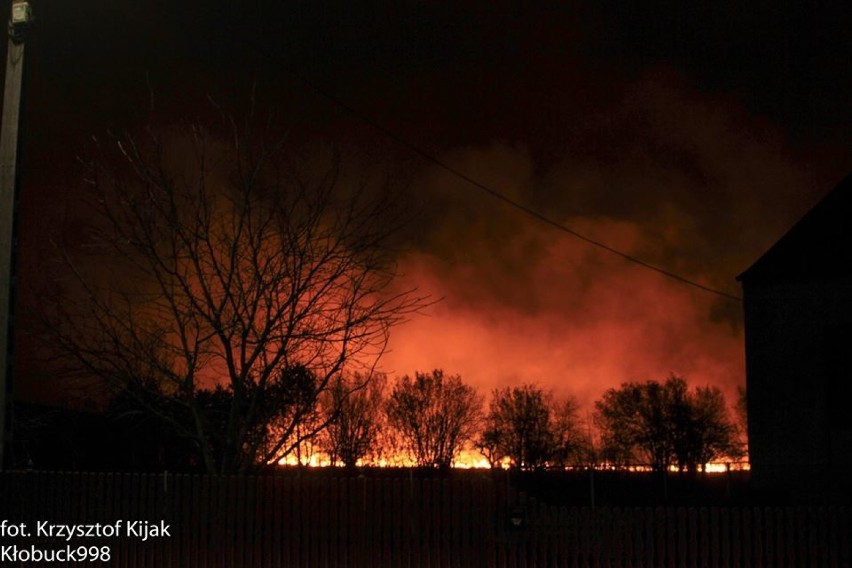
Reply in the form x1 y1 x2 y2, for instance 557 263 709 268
0 0 33 470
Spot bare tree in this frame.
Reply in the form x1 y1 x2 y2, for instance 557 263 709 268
679 385 744 469
478 384 585 470
319 372 386 467
595 378 680 471
385 369 482 468
594 376 741 472
39 116 423 474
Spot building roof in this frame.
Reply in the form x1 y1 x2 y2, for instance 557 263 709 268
738 172 852 284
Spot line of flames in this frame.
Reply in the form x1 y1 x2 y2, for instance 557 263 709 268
278 450 750 472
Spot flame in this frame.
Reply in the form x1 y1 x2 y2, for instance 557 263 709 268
277 445 749 472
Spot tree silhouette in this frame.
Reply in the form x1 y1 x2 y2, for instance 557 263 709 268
319 372 386 467
677 385 743 469
595 376 741 472
386 370 481 468
595 380 671 470
478 384 585 470
38 115 424 474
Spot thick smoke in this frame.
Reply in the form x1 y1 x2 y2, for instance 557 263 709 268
380 70 829 412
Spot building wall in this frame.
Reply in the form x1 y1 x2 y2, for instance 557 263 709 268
742 277 852 501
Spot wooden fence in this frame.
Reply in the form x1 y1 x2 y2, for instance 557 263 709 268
1 471 850 567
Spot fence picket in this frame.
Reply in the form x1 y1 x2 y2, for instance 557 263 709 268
633 507 647 568
764 507 774 568
731 507 741 568
807 507 818 568
818 507 829 568
828 507 840 568
698 507 709 568
752 507 763 568
742 507 752 568
687 507 698 568
719 508 730 568
612 507 624 567
840 507 851 567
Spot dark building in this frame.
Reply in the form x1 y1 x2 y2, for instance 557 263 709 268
738 173 852 502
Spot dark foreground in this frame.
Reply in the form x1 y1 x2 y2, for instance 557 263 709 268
0 469 849 567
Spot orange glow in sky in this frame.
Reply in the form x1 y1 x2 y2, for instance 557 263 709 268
380 212 744 415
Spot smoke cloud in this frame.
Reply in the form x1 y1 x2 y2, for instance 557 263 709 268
379 69 828 413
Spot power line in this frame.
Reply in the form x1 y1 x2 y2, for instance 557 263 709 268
214 18 744 303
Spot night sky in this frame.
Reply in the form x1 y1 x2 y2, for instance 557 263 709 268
6 0 852 409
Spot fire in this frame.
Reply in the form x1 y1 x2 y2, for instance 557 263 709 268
452 450 493 469
277 448 749 472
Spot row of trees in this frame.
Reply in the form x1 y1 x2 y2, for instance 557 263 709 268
104 368 743 474
29 114 743 475
338 371 743 472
